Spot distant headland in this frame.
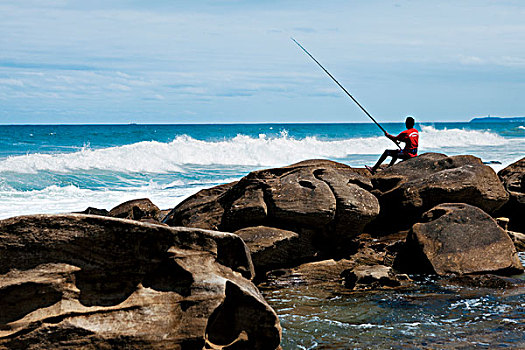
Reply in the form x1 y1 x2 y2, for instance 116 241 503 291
470 116 525 123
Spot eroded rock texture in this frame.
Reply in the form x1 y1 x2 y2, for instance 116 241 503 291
496 157 525 232
0 214 281 350
371 153 509 227
164 182 237 230
164 160 380 269
395 203 523 276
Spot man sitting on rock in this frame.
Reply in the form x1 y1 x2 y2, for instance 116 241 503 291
366 116 419 174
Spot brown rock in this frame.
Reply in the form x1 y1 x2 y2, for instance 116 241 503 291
267 166 336 227
395 203 523 276
496 157 525 232
260 231 412 292
444 274 525 289
341 265 409 290
315 167 380 235
263 259 357 290
0 214 281 349
234 226 318 274
163 182 237 230
223 183 268 231
76 207 109 216
371 153 509 227
508 230 525 251
108 198 161 222
169 159 379 240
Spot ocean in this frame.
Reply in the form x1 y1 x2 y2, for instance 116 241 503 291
1 121 524 348
1 122 524 219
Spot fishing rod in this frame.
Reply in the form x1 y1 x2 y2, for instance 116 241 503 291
291 38 401 149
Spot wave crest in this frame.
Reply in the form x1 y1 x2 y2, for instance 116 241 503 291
0 127 510 174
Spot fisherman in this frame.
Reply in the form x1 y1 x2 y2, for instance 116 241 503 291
366 116 419 174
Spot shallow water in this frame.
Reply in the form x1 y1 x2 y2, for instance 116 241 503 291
264 253 525 349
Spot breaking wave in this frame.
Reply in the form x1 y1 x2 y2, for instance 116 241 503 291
0 126 511 174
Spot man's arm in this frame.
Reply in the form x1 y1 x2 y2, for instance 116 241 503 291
384 131 403 147
384 132 397 141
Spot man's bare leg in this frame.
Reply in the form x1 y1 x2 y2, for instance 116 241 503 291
371 150 389 172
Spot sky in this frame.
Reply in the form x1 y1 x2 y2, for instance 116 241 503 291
0 0 524 124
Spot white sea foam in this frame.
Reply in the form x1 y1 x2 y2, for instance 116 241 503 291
0 127 513 174
419 125 507 148
0 182 209 220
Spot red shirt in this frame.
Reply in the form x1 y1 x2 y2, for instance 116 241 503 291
395 128 419 157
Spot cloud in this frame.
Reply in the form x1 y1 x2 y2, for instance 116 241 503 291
458 55 485 65
1 0 524 123
0 78 24 87
292 27 317 33
108 83 131 91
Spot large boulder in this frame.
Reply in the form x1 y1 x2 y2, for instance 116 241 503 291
166 160 380 240
0 214 281 349
234 226 318 275
394 203 523 276
371 153 509 227
496 157 525 232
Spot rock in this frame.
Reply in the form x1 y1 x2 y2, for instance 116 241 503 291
159 209 171 222
496 217 510 231
168 159 379 240
0 214 281 349
394 203 524 276
234 226 318 275
496 157 525 232
341 265 409 290
262 259 357 291
508 230 525 251
443 274 525 289
75 207 109 216
260 230 410 291
108 198 161 222
371 153 509 228
163 182 237 230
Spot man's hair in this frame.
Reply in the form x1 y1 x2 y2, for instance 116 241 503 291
405 116 415 128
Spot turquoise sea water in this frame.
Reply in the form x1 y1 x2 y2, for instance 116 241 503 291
0 122 524 348
0 122 523 219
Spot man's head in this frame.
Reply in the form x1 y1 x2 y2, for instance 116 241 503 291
405 116 415 128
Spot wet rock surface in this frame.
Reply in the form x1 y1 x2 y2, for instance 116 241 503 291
443 274 525 289
0 214 281 349
395 203 524 276
259 230 409 292
341 265 410 290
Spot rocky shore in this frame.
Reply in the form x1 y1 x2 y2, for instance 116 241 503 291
0 153 523 349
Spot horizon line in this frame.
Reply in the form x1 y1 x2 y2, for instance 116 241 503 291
0 120 485 126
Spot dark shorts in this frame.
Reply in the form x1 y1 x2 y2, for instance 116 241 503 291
385 149 411 160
